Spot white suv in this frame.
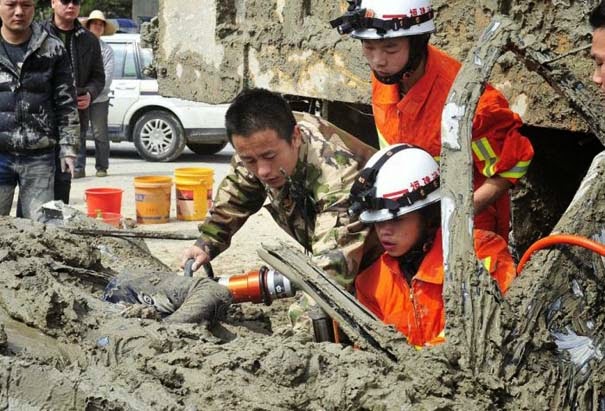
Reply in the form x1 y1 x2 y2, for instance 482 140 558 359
102 33 229 162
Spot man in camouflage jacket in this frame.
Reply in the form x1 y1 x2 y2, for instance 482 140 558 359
104 89 378 327
182 88 380 290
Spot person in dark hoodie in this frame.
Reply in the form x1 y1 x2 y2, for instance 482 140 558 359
44 0 104 199
0 0 79 220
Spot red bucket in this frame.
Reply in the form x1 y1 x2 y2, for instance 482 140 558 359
85 187 123 215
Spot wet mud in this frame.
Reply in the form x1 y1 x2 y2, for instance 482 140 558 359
0 217 483 410
1 150 605 411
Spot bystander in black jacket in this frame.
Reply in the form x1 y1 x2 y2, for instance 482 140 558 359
44 17 104 102
0 22 79 157
44 16 104 203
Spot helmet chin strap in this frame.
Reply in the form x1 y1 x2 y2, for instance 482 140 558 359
373 66 409 85
372 34 430 86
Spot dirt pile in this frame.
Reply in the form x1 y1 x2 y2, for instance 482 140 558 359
0 215 517 410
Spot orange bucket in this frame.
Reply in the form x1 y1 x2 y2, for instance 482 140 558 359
134 176 172 224
85 187 123 215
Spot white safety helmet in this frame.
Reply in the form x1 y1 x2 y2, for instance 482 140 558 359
331 0 435 40
348 144 440 224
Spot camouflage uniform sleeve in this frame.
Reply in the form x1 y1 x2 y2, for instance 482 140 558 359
194 156 267 259
296 112 377 165
309 159 373 291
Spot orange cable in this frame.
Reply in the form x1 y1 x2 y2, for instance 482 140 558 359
517 234 605 274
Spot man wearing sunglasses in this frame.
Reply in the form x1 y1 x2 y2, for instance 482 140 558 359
44 0 104 200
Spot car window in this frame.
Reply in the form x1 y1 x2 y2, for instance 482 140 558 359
109 41 138 79
110 42 127 79
140 48 154 79
141 48 153 68
123 43 138 78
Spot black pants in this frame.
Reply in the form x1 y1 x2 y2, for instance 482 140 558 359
54 109 88 203
53 145 71 204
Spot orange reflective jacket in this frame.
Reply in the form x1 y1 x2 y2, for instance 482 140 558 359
372 46 534 238
355 229 516 347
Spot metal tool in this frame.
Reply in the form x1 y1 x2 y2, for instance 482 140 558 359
63 227 200 240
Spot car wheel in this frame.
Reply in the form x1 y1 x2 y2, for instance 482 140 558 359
133 110 186 162
186 142 228 156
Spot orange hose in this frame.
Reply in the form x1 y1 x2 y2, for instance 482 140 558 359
517 234 605 274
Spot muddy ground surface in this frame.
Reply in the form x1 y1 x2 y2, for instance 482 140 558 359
1 146 604 410
0 216 493 410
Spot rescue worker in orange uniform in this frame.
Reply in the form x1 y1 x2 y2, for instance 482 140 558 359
331 0 534 240
349 144 517 347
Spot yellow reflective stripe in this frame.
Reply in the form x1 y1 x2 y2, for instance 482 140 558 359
481 256 493 272
433 156 441 162
499 160 531 179
471 137 498 177
376 127 389 149
472 137 498 159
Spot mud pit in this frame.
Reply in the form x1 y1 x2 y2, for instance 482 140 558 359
0 216 481 410
1 148 605 411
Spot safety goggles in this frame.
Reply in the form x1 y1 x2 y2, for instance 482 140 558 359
59 0 81 6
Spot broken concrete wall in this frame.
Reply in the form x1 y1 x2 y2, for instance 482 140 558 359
156 0 600 131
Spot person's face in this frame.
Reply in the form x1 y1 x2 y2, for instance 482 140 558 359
374 211 423 258
361 37 410 78
88 19 105 38
0 0 35 34
51 0 80 23
232 127 302 189
591 28 605 93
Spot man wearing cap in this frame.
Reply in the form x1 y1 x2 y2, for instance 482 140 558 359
85 10 115 178
44 0 104 201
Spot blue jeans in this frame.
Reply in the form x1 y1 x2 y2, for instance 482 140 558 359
0 151 55 221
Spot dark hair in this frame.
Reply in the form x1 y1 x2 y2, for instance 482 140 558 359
225 88 297 144
590 0 605 29
420 201 441 232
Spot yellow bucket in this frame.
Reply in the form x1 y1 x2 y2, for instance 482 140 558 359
174 167 214 221
134 176 172 224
